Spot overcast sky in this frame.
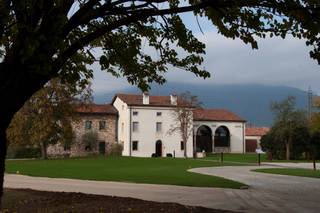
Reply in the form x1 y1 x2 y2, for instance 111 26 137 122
92 13 320 95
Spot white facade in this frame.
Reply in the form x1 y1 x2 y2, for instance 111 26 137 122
113 94 246 158
113 96 193 158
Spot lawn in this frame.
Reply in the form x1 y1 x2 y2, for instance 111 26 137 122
205 153 267 164
253 168 320 178
5 156 245 189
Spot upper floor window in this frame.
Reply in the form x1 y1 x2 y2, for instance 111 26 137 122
99 121 106 130
156 112 162 116
156 122 162 132
133 111 138 116
132 122 139 132
85 120 92 130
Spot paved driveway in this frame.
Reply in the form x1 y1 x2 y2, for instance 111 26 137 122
4 164 320 213
191 165 320 213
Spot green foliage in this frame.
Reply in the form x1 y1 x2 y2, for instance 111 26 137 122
6 78 92 157
1 1 319 93
81 131 98 152
109 143 123 157
261 96 310 160
6 147 41 159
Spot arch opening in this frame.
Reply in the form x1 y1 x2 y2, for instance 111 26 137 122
214 126 230 148
196 125 213 153
155 140 162 157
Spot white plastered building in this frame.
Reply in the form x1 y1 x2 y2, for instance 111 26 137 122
112 93 246 158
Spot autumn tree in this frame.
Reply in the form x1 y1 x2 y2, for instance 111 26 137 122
269 96 309 160
0 0 319 201
168 92 200 158
6 78 92 159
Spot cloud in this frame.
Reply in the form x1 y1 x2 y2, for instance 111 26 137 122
92 31 320 95
164 32 320 93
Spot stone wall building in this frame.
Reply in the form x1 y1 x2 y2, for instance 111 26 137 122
47 104 118 157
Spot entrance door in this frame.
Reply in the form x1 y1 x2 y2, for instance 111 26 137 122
99 141 106 154
155 140 162 157
245 139 257 152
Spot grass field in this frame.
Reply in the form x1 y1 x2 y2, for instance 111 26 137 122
5 156 245 188
205 153 267 164
253 168 320 178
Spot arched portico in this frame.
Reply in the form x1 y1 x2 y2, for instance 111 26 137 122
196 125 213 152
214 126 230 148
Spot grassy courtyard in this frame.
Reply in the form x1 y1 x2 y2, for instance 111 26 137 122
205 153 267 164
254 168 320 178
5 156 245 189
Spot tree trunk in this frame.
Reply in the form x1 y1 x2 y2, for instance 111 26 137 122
0 129 7 207
41 141 48 160
285 142 290 160
0 62 51 204
184 139 187 158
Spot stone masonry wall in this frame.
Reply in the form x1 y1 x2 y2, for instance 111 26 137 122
47 113 117 157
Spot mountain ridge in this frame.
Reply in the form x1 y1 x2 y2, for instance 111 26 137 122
94 83 308 127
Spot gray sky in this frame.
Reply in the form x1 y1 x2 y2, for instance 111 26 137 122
92 14 320 95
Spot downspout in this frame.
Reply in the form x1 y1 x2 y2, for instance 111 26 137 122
129 107 132 156
242 122 245 154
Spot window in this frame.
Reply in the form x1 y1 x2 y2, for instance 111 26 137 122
64 143 71 151
132 141 138 151
99 121 106 130
180 141 184 150
121 122 124 133
156 122 162 132
132 122 139 132
85 120 92 130
156 112 162 116
133 111 138 116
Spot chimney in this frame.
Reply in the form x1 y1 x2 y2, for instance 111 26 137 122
143 92 149 105
170 94 177 105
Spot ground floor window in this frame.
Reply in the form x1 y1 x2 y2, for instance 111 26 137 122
180 141 184 150
132 141 138 151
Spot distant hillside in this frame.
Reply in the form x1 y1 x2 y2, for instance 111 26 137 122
94 83 308 127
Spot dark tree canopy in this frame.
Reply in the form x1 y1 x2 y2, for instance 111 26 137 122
0 0 319 202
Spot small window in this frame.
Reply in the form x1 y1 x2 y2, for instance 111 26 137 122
85 121 92 130
64 143 71 151
133 111 138 116
156 112 162 116
156 122 162 132
132 141 138 151
133 122 139 132
180 141 184 150
99 121 106 130
121 122 124 133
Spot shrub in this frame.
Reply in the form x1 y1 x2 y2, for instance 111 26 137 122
12 147 41 159
166 153 173 157
109 143 123 156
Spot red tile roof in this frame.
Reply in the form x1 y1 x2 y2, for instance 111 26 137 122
114 94 180 107
193 108 245 122
76 104 118 115
246 127 270 136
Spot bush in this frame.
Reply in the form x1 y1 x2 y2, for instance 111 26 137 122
109 143 123 156
166 153 173 157
151 153 156 157
9 147 41 159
